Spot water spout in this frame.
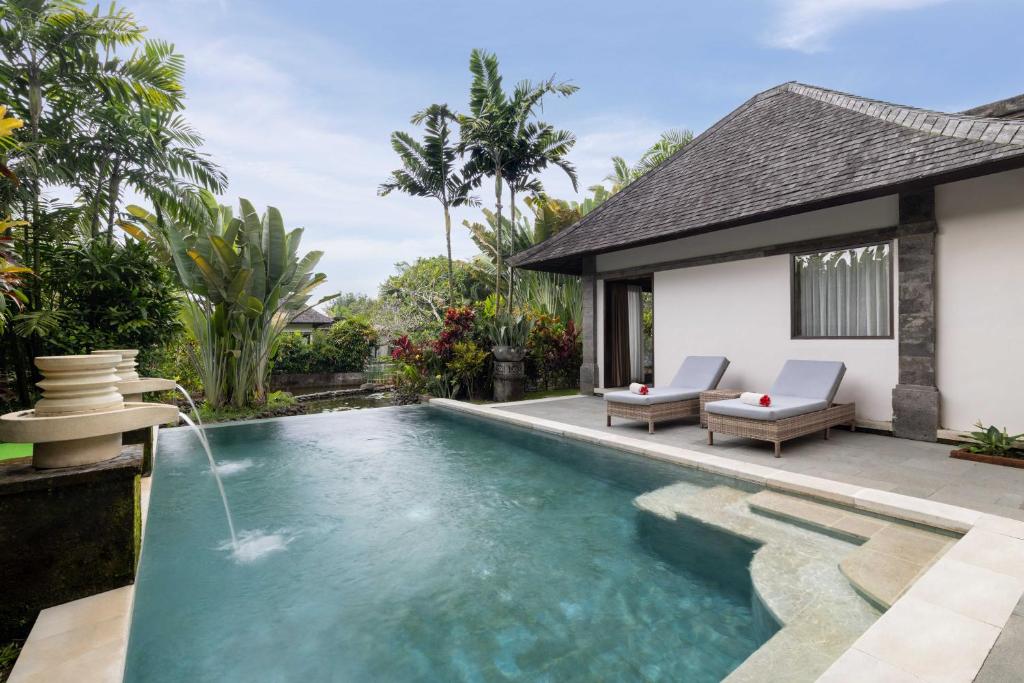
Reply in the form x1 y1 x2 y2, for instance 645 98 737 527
179 412 237 549
175 384 207 445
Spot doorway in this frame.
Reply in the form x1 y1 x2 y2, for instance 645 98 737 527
603 277 654 388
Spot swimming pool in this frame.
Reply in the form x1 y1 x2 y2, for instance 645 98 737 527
125 406 778 681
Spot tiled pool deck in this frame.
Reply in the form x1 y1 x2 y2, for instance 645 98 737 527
500 395 1024 522
436 395 1024 682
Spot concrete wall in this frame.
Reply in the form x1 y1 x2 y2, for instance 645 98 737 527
652 256 899 425
936 167 1024 433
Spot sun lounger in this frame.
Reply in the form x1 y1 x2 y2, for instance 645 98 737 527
605 356 729 433
704 360 855 457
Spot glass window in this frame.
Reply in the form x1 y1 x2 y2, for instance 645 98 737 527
792 242 892 338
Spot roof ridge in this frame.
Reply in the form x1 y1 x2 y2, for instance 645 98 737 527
786 82 1024 146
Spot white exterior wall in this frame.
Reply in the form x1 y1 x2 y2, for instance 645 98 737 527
653 256 899 424
936 167 1024 433
598 197 901 425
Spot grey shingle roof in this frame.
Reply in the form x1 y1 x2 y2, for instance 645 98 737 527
289 308 334 325
511 82 1024 274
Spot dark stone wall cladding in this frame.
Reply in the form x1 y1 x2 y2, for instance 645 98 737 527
0 450 142 641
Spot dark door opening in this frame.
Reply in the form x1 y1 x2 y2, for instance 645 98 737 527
603 277 653 388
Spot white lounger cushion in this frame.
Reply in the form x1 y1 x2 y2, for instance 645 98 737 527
705 396 828 421
604 387 702 406
769 360 846 403
668 355 730 390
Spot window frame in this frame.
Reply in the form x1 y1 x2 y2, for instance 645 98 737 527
789 239 895 341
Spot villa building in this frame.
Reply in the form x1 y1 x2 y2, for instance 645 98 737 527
510 82 1024 441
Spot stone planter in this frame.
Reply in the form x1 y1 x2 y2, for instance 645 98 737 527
950 448 1024 469
492 346 526 402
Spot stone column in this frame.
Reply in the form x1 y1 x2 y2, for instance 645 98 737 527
579 256 599 395
892 189 940 441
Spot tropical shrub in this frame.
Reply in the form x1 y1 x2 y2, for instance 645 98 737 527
526 314 581 391
272 320 378 375
125 196 330 407
448 340 488 399
44 239 182 368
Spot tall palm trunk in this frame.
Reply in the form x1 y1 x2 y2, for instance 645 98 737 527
508 186 516 313
443 205 454 305
494 169 503 303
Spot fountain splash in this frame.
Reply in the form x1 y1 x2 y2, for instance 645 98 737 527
179 413 238 549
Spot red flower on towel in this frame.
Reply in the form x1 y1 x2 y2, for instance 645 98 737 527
639 385 649 395
759 394 771 407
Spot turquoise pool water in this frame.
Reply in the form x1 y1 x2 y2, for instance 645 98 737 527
126 407 776 682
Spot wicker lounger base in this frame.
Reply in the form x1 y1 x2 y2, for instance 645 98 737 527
606 398 700 434
706 403 856 457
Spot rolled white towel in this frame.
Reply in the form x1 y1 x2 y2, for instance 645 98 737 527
740 392 771 407
629 382 648 395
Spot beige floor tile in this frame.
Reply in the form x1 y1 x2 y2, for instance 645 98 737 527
27 587 133 640
817 648 923 682
832 513 888 541
905 558 1024 628
853 596 1000 683
944 528 1024 580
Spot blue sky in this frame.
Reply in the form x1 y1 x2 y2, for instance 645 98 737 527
131 0 1024 295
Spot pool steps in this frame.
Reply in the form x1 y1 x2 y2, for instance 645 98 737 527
635 484 880 682
747 490 956 611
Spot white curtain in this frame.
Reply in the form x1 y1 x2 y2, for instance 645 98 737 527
627 285 644 382
796 244 891 337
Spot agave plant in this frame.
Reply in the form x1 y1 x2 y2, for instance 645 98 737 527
123 194 331 407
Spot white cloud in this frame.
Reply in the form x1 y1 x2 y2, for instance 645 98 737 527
765 0 951 53
129 4 675 296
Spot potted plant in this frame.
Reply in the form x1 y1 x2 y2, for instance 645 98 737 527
485 313 532 401
950 421 1024 469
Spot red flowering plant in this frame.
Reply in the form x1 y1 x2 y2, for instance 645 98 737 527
759 394 772 407
433 306 476 360
526 314 583 391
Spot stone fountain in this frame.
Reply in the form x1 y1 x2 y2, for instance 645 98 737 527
0 352 178 469
0 352 179 641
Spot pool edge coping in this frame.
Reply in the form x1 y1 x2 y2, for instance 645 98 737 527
430 397 1024 683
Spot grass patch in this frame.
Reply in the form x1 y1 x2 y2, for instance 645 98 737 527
0 442 31 461
197 391 299 424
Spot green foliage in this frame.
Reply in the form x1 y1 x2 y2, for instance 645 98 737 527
483 310 532 348
41 239 181 367
448 340 488 399
375 257 489 342
272 320 378 375
327 291 376 321
197 390 297 424
963 421 1024 457
604 128 694 191
526 314 581 391
380 103 478 303
127 196 331 407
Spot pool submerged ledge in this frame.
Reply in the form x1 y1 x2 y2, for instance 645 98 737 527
431 397 1024 683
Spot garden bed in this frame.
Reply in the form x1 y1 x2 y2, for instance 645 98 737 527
950 449 1024 469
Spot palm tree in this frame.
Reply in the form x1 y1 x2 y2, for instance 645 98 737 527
604 128 694 191
379 104 477 304
458 49 577 305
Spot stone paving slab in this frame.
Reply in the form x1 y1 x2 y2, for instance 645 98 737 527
497 396 1024 521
